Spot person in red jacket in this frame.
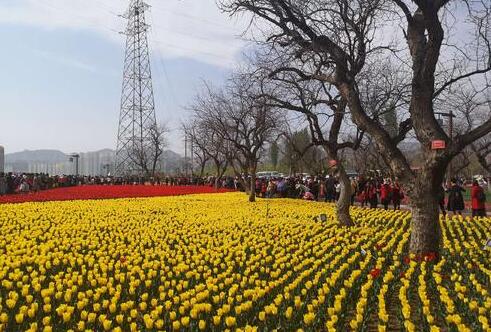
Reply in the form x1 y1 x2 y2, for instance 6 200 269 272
471 180 486 217
380 180 392 210
367 181 378 209
391 181 404 210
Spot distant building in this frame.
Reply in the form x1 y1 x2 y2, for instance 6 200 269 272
3 148 184 176
79 149 115 176
0 145 4 173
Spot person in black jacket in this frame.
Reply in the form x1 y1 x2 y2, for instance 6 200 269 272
447 179 465 216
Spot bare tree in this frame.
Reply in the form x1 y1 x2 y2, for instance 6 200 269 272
255 63 362 226
472 137 491 174
279 127 314 175
182 119 230 187
190 78 279 201
128 122 169 177
269 141 280 170
221 0 491 254
182 123 210 177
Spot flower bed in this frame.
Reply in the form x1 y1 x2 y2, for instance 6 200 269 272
0 185 229 204
0 193 489 331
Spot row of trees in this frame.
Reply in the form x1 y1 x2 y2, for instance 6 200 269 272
183 76 281 202
184 0 490 255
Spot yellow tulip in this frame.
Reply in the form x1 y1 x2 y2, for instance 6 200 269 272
62 311 71 323
87 313 96 323
102 319 112 331
15 313 24 324
303 312 315 325
181 316 190 327
285 306 293 319
225 316 236 327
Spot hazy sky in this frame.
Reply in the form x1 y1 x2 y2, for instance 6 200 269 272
0 0 250 154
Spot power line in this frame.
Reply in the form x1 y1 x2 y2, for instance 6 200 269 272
147 11 179 109
37 0 120 33
149 4 235 30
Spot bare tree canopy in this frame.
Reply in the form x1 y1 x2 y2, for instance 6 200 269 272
188 75 281 201
127 122 169 177
182 119 231 186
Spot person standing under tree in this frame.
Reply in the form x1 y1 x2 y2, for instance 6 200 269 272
367 181 378 209
437 184 446 216
380 179 392 210
447 179 465 216
350 178 358 206
391 181 403 211
471 180 487 217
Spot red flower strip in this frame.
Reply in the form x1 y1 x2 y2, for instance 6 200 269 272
0 185 230 204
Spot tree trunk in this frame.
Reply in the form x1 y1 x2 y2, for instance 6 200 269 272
407 168 444 255
249 171 256 202
214 160 222 189
335 164 354 227
199 162 206 178
408 189 440 255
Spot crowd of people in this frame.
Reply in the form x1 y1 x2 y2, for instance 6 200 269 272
0 171 487 216
253 175 405 210
0 172 236 196
0 173 80 195
254 174 488 216
439 179 487 217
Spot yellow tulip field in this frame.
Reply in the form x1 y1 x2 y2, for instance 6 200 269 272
0 192 490 331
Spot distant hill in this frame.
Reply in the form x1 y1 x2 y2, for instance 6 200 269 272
5 149 68 163
5 149 185 175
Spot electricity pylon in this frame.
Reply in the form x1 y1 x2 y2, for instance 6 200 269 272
115 0 157 176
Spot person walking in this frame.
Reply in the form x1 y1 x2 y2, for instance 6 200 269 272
447 179 465 216
334 181 341 201
368 181 378 209
437 184 446 216
471 180 486 217
319 181 326 202
380 180 392 210
350 178 358 206
325 176 336 203
391 181 403 210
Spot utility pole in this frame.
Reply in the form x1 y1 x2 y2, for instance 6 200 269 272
115 0 158 176
190 136 194 176
184 135 188 176
435 111 456 180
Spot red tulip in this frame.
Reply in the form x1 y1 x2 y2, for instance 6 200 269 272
369 268 382 279
424 252 437 262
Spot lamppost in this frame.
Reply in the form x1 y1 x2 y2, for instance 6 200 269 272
68 153 80 176
435 111 456 179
